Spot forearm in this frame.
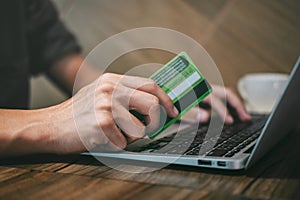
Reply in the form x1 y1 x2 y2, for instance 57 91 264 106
0 105 72 157
0 54 103 157
47 54 101 94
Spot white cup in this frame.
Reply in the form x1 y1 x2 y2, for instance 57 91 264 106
238 73 289 114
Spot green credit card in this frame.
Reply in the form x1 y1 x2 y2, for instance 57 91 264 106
132 52 212 139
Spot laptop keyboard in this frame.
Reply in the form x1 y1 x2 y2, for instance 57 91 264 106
131 115 267 158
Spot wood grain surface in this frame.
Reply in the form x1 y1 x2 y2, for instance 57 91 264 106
1 127 300 200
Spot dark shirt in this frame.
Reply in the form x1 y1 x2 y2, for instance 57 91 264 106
0 0 81 109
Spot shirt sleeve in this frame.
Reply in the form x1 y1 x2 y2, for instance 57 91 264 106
25 0 81 75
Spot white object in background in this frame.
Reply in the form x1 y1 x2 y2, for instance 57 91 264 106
238 73 289 114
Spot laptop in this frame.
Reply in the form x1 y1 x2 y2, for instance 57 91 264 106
85 57 300 170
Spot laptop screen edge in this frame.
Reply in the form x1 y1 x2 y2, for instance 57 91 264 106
245 56 300 169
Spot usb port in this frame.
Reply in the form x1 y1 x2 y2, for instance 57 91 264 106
217 161 226 167
198 160 212 166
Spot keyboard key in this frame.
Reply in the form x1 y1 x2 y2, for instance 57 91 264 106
186 149 199 155
166 148 186 155
207 149 227 157
225 152 235 157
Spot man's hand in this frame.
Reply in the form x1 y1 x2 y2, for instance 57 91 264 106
49 73 179 153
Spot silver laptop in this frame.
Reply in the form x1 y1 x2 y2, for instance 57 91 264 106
85 57 300 170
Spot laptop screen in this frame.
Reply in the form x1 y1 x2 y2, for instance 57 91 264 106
246 57 300 168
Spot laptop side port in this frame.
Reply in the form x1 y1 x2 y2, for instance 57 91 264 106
198 160 212 166
217 161 226 167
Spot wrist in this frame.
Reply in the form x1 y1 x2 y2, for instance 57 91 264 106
0 107 58 156
16 107 60 155
33 99 78 154
12 100 75 155
28 107 61 154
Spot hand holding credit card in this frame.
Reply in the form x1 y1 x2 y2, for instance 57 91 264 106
131 52 212 139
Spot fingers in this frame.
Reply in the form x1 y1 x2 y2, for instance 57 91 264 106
112 74 179 118
97 73 174 146
122 89 162 136
209 96 234 124
225 89 252 121
111 85 162 130
197 108 211 123
207 85 251 123
181 107 210 124
96 111 127 149
135 79 178 117
126 88 160 115
112 105 146 142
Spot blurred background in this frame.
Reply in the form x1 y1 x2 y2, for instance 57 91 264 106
30 0 300 109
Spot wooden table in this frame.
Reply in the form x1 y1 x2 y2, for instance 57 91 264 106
1 127 300 200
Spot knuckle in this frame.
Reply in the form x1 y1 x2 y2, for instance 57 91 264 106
97 97 112 111
98 82 116 94
150 96 160 105
98 114 114 129
101 73 115 81
147 80 159 91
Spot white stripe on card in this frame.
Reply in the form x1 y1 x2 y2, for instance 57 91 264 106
167 72 201 100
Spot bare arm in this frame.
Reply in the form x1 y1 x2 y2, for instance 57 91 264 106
0 73 178 157
46 53 100 94
0 54 105 157
0 107 69 157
